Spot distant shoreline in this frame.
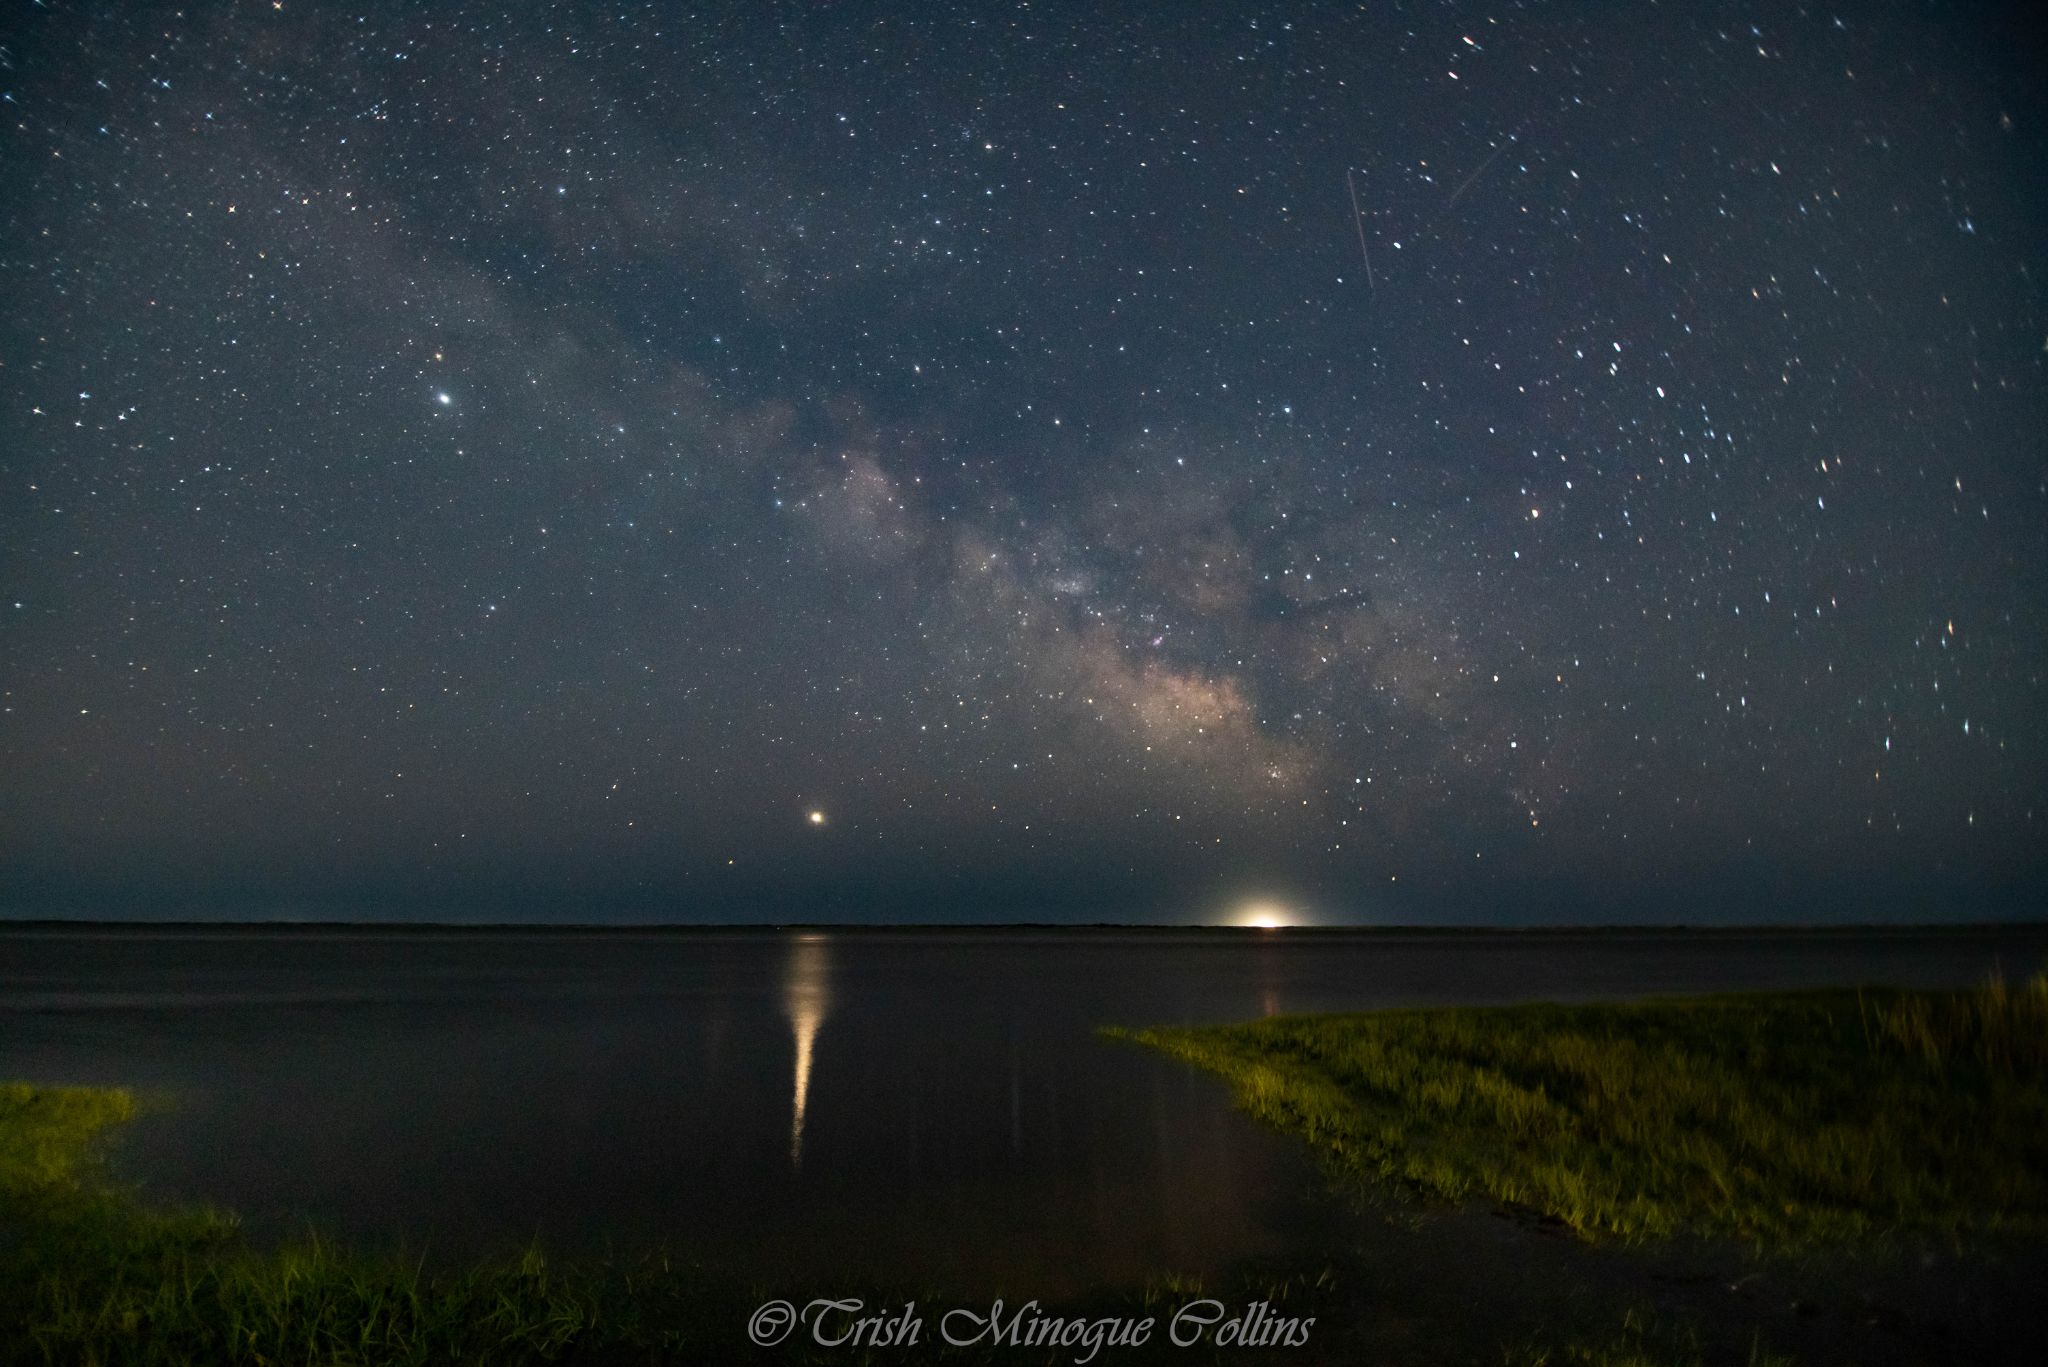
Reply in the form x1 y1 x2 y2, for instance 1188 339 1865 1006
2 918 2044 936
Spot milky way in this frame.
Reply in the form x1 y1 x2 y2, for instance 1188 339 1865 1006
2 3 2042 922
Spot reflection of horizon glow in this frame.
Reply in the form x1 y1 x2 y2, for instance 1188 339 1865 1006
783 935 832 1167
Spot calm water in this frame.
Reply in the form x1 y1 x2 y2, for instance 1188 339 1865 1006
3 925 2044 1297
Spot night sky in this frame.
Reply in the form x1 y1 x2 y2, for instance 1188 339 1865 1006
2 2 2043 924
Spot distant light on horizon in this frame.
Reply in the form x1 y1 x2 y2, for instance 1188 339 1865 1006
1235 901 1295 930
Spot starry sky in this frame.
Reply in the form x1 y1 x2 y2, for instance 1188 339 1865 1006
2 2 2043 924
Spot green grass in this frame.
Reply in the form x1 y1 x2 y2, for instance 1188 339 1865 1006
1111 976 2048 1245
1500 1308 1794 1367
0 1083 141 1196
5 1084 572 1364
0 1083 1354 1364
25 973 2026 1363
0 1083 798 1365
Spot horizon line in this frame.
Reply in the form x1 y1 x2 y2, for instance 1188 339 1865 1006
3 917 2044 935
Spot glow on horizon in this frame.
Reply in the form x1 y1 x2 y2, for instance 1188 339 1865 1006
1235 901 1296 930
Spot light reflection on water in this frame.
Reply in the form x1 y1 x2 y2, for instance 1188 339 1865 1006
784 935 831 1168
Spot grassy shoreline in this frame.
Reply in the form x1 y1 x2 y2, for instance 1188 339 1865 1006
2 1081 619 1364
1 1084 1346 1365
1111 977 2048 1245
10 979 2043 1363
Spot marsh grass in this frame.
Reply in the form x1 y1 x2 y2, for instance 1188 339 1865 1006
16 973 2021 1364
1110 976 2048 1245
3 1084 585 1364
0 1083 1358 1364
1501 1308 1794 1367
0 1082 827 1365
